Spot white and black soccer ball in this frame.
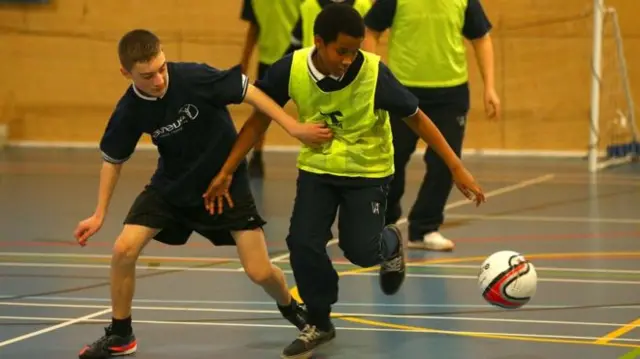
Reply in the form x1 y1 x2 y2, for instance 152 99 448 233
478 250 538 309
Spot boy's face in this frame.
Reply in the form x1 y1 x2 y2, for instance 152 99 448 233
315 33 362 78
121 50 169 97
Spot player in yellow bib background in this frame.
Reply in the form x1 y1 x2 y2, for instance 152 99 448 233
291 0 373 49
363 0 500 251
239 0 302 177
204 4 485 358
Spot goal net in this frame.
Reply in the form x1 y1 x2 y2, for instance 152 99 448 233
589 2 639 171
455 0 639 171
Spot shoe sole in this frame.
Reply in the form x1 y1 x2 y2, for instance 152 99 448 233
280 332 336 359
79 346 136 359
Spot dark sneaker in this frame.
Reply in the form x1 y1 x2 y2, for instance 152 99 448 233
281 324 336 359
379 224 406 295
279 299 309 331
78 325 137 359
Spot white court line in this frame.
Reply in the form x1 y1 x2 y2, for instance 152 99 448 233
0 301 634 328
392 274 640 285
445 213 640 225
2 295 639 310
0 252 241 262
1 315 639 343
0 262 239 272
419 263 640 274
2 262 638 285
2 259 640 275
0 308 110 348
269 173 556 264
331 272 640 286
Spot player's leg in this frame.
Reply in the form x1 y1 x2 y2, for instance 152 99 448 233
189 186 308 330
281 170 340 359
231 228 308 330
336 177 406 295
247 61 271 178
385 113 420 226
79 187 188 359
407 109 466 251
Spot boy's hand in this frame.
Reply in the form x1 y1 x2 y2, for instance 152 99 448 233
289 122 333 147
203 172 234 215
451 166 485 206
484 87 501 120
74 215 104 247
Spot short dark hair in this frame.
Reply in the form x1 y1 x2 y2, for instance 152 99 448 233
118 29 161 72
313 3 365 44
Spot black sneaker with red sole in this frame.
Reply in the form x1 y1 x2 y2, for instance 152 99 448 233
78 325 137 359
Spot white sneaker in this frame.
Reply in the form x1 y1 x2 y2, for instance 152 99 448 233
407 232 455 252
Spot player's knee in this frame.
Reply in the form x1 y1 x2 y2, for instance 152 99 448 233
112 234 144 264
244 263 273 286
345 252 379 268
341 238 379 268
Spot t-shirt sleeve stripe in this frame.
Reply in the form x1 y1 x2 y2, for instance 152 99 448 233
101 151 131 164
241 73 249 101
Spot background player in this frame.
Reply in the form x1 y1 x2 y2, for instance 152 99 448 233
363 0 500 251
73 29 331 359
290 0 372 49
240 0 302 177
203 5 486 358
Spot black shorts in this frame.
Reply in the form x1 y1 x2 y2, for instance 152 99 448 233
123 186 267 246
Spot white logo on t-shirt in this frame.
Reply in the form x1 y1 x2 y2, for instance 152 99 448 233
152 104 200 139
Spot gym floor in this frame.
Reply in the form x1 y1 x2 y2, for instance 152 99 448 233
0 148 638 359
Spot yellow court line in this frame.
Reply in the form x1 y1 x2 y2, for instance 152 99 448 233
288 251 640 349
595 318 640 344
342 317 640 349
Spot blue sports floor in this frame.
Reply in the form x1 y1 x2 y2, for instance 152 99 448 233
0 148 639 358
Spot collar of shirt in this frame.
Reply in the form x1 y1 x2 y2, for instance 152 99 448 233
132 70 171 101
306 46 345 83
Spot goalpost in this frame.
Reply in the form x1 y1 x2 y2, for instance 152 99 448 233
588 0 639 172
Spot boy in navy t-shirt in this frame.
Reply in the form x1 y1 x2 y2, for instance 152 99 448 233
73 29 331 359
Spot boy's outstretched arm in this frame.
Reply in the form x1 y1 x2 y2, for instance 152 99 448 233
202 102 331 215
202 111 270 214
404 110 486 206
226 111 272 176
243 84 332 146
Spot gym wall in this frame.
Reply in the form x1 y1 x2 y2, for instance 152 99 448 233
0 0 639 154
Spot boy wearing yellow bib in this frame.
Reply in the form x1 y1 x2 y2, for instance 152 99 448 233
204 4 485 358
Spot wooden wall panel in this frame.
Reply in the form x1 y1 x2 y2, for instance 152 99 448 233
1 0 639 153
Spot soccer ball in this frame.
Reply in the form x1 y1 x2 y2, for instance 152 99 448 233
477 250 537 309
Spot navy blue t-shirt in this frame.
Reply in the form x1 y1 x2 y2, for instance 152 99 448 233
100 62 250 207
364 0 492 114
254 49 419 118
